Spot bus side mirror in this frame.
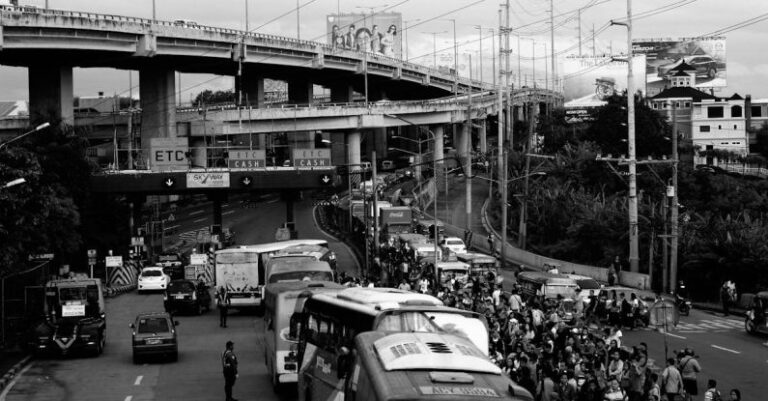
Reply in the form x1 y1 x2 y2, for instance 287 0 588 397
337 348 351 379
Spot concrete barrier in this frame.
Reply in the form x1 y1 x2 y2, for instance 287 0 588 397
0 355 32 393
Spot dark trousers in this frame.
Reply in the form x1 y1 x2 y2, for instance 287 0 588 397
219 306 228 327
722 297 730 316
224 372 236 400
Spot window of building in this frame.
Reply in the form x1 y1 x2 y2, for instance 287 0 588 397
707 106 724 118
752 106 762 117
734 125 738 130
685 102 691 108
652 103 658 109
731 105 743 118
718 125 722 130
700 125 711 132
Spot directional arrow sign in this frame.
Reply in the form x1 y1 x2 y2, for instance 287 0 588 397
320 174 332 186
241 176 253 186
164 177 176 188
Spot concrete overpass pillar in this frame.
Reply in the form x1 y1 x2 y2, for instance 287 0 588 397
139 66 177 142
432 125 445 167
242 73 265 108
458 124 470 163
330 84 354 103
478 120 487 154
347 131 362 187
288 78 313 105
28 65 73 126
374 128 387 160
330 131 346 165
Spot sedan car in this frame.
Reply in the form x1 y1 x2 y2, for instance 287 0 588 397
164 279 212 315
657 55 718 80
440 237 467 255
138 266 170 293
130 312 179 363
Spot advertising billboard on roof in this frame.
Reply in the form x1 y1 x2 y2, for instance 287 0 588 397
632 37 726 97
326 12 402 59
562 55 646 112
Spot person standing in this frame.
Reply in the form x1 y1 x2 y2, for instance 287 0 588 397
609 256 621 286
703 380 721 401
662 357 683 401
679 349 701 400
217 287 229 328
222 341 238 401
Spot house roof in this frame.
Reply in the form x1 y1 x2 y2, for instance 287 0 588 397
729 93 744 100
673 70 691 77
651 86 717 102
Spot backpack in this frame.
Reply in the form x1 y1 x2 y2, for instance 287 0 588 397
707 389 722 401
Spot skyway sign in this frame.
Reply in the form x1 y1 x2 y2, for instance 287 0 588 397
292 148 331 168
228 149 266 168
187 172 231 188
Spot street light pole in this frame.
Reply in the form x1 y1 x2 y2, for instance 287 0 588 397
423 31 447 69
296 0 301 40
474 25 484 83
0 122 50 149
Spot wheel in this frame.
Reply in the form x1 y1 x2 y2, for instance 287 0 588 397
745 318 757 334
707 66 717 79
197 302 203 316
271 361 281 392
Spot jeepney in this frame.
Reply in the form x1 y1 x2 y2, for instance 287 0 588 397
457 252 501 284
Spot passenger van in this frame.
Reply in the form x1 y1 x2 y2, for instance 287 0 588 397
562 274 603 299
435 261 470 288
516 271 579 300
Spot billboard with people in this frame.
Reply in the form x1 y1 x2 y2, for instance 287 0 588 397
632 37 726 96
326 12 402 59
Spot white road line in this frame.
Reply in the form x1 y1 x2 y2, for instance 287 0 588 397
666 333 687 339
189 210 204 216
222 203 230 207
711 344 740 354
0 362 33 400
222 210 235 215
134 375 143 386
193 218 207 223
124 396 133 401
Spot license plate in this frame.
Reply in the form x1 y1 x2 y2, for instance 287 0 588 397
174 294 185 299
145 338 161 345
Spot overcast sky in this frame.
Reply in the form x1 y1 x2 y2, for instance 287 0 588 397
1 0 767 102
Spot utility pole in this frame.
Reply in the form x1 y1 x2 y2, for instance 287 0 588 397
500 0 512 272
372 151 379 274
592 24 596 57
613 0 639 272
489 28 496 87
517 34 521 88
466 53 473 231
296 0 301 40
578 8 582 57
450 19 458 95
549 0 555 86
474 25 484 83
670 101 680 292
532 40 536 88
245 0 249 32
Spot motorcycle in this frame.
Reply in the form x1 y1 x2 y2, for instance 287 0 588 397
676 293 691 316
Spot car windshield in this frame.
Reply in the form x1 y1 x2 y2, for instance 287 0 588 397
59 287 87 301
137 317 170 334
141 270 162 277
446 240 463 245
268 271 333 283
168 282 195 292
577 280 601 290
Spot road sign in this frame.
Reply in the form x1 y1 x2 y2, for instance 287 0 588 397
131 236 145 246
228 149 266 168
292 148 331 168
166 213 175 222
190 254 207 265
105 256 123 267
87 249 97 258
150 138 188 171
320 174 333 186
28 253 54 261
187 172 231 188
163 177 176 188
240 176 253 186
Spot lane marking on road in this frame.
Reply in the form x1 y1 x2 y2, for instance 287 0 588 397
124 396 133 401
193 218 207 223
267 198 280 204
0 361 33 400
223 210 235 216
222 203 230 207
666 333 687 339
711 344 740 354
134 375 143 386
676 330 703 334
189 210 204 216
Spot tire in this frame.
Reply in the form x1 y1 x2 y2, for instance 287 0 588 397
271 362 281 392
707 66 716 79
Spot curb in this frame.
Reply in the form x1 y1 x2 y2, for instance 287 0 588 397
691 302 746 318
105 283 137 298
0 355 32 394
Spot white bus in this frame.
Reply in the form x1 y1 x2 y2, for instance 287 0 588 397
297 287 489 401
343 331 534 401
263 281 345 390
213 239 328 310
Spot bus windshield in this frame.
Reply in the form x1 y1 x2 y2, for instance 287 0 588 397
217 252 260 264
269 271 334 284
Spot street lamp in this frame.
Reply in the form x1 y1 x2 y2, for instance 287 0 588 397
0 122 50 149
383 114 441 279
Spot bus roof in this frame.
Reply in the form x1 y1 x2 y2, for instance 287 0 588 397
307 287 444 317
436 261 470 270
366 331 501 374
216 239 328 254
276 244 328 255
264 281 344 300
456 252 497 262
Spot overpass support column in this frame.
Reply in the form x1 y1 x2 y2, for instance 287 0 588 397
288 78 313 105
139 67 177 149
242 73 265 108
330 84 354 103
432 125 445 167
458 123 470 165
374 128 387 160
347 131 362 187
478 120 487 154
28 65 73 126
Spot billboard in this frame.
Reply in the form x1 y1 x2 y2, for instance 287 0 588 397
326 12 402 59
563 55 647 110
632 37 726 96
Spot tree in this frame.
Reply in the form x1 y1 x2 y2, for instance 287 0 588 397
192 89 236 107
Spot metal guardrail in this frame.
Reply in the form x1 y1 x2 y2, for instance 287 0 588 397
0 5 497 92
